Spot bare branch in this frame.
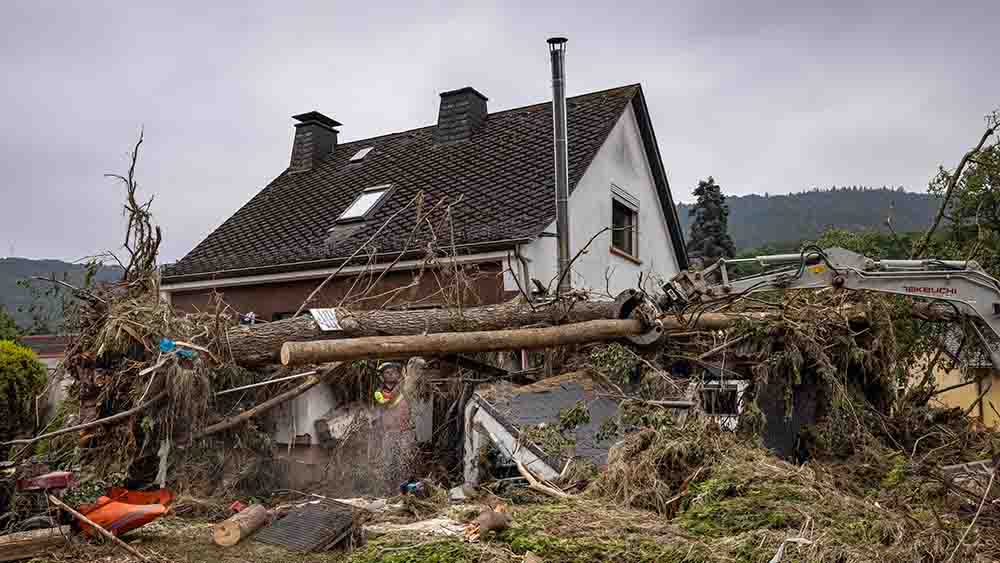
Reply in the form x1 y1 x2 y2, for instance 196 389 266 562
293 192 423 318
913 119 999 258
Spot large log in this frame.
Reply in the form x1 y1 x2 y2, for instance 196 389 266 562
279 307 890 366
0 526 71 562
227 298 623 366
282 319 646 365
226 294 959 367
213 504 270 547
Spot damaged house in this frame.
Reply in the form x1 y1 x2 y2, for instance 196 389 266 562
160 83 688 491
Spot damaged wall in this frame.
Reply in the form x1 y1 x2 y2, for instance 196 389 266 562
273 363 436 496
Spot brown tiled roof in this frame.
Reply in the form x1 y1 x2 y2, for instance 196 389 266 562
163 84 687 282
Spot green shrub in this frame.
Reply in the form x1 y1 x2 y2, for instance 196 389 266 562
0 339 48 438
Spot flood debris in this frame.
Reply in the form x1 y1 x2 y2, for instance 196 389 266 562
6 135 1000 563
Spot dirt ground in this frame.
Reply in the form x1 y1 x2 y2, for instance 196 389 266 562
24 517 352 563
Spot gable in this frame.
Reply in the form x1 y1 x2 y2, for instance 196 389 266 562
516 97 686 295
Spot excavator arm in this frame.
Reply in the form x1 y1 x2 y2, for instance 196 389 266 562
663 247 1000 370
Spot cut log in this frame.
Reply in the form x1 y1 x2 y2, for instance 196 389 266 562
227 298 622 366
0 526 71 562
282 319 646 365
213 504 270 547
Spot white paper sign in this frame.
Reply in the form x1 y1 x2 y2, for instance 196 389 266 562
310 308 342 331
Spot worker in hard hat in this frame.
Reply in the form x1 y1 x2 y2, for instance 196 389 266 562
374 361 403 405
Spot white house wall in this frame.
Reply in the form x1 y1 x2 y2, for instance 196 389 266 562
507 104 680 297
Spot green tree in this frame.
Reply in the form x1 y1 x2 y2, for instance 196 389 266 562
916 111 1000 276
0 307 19 341
0 339 47 440
686 176 736 262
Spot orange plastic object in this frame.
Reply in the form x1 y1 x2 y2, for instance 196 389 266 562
77 488 174 537
107 487 175 506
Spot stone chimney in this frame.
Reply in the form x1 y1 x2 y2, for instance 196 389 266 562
434 87 488 143
289 111 341 172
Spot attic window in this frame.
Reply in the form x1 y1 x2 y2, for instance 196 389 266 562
337 184 392 222
611 184 639 258
349 146 374 162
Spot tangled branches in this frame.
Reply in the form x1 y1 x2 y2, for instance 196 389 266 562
103 130 162 293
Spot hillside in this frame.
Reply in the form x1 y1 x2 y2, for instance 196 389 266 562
0 257 121 331
677 187 939 251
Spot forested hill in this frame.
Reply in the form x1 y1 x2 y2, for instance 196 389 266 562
0 258 120 331
677 187 939 251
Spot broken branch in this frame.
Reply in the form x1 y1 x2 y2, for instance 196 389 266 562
192 363 345 439
47 494 148 562
3 391 168 447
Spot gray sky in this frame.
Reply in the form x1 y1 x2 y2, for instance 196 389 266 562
1 0 997 262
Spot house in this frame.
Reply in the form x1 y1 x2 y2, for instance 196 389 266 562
161 84 688 317
926 328 999 426
160 84 688 487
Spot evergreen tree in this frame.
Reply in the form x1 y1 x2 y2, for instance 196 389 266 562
686 176 736 262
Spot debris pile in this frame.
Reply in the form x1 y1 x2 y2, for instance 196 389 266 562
4 139 1000 562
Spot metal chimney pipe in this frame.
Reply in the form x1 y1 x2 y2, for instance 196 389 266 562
548 37 572 293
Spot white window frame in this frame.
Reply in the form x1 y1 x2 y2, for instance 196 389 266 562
336 184 393 222
610 183 639 259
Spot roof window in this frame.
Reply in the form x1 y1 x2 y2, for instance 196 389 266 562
349 146 374 162
337 184 392 222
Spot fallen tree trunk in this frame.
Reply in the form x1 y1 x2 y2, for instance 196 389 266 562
213 504 270 547
192 363 346 440
282 320 645 365
228 296 960 367
282 300 969 366
0 526 71 562
227 298 623 366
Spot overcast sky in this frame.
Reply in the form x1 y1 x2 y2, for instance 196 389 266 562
1 0 997 262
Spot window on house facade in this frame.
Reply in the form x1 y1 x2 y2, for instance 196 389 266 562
701 385 739 415
697 380 745 431
337 184 392 222
611 188 639 258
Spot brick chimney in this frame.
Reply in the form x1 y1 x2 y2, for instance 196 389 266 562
289 111 341 172
434 87 488 143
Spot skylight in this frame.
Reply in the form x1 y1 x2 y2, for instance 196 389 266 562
349 146 374 162
337 185 391 221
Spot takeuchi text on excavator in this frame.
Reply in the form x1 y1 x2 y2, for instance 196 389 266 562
661 246 1000 371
